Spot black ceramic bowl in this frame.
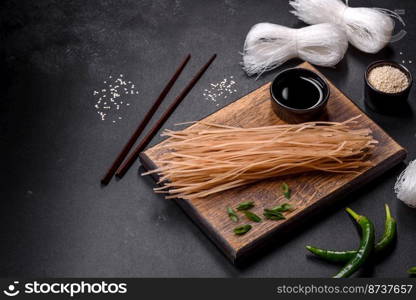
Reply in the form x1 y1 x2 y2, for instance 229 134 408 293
364 60 412 114
270 68 330 123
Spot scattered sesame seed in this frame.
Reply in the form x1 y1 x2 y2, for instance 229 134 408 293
92 74 140 122
203 76 238 106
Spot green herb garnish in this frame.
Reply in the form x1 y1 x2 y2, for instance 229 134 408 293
281 183 291 199
270 203 294 212
237 201 254 211
227 207 239 222
244 211 262 222
234 224 252 235
263 209 286 220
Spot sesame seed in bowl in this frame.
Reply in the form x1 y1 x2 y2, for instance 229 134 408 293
364 61 413 114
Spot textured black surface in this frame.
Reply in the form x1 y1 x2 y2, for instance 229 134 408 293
1 0 416 277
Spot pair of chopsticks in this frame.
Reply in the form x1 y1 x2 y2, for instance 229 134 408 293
101 53 217 185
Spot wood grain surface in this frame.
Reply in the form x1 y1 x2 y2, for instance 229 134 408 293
139 62 406 263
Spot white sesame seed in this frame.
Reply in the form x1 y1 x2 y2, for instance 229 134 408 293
93 74 137 121
203 76 237 105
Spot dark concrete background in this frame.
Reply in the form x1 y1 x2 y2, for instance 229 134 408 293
1 0 415 277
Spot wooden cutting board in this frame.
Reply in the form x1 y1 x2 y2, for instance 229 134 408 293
139 62 406 264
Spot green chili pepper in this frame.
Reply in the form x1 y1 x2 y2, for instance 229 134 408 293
408 267 416 275
306 204 396 263
333 208 375 278
375 204 397 253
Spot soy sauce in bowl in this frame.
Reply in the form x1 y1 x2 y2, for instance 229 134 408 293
270 68 329 123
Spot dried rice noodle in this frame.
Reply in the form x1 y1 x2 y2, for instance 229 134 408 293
144 116 377 200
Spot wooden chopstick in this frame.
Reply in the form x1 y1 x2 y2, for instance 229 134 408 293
101 54 191 185
115 54 217 178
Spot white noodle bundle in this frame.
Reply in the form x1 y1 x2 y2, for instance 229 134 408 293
394 160 416 208
242 23 347 76
289 0 399 53
144 117 377 200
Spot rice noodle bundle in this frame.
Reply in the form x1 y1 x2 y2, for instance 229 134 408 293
394 159 416 208
242 23 348 76
289 0 401 53
144 116 377 200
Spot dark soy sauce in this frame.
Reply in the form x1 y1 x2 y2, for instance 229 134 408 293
274 75 324 109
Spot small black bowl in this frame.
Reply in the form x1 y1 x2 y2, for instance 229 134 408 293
364 60 412 114
270 68 330 123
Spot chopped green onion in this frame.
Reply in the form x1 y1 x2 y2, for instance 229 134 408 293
227 207 239 223
237 201 254 211
263 209 286 220
243 211 262 222
281 182 291 199
234 224 252 235
271 203 294 212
